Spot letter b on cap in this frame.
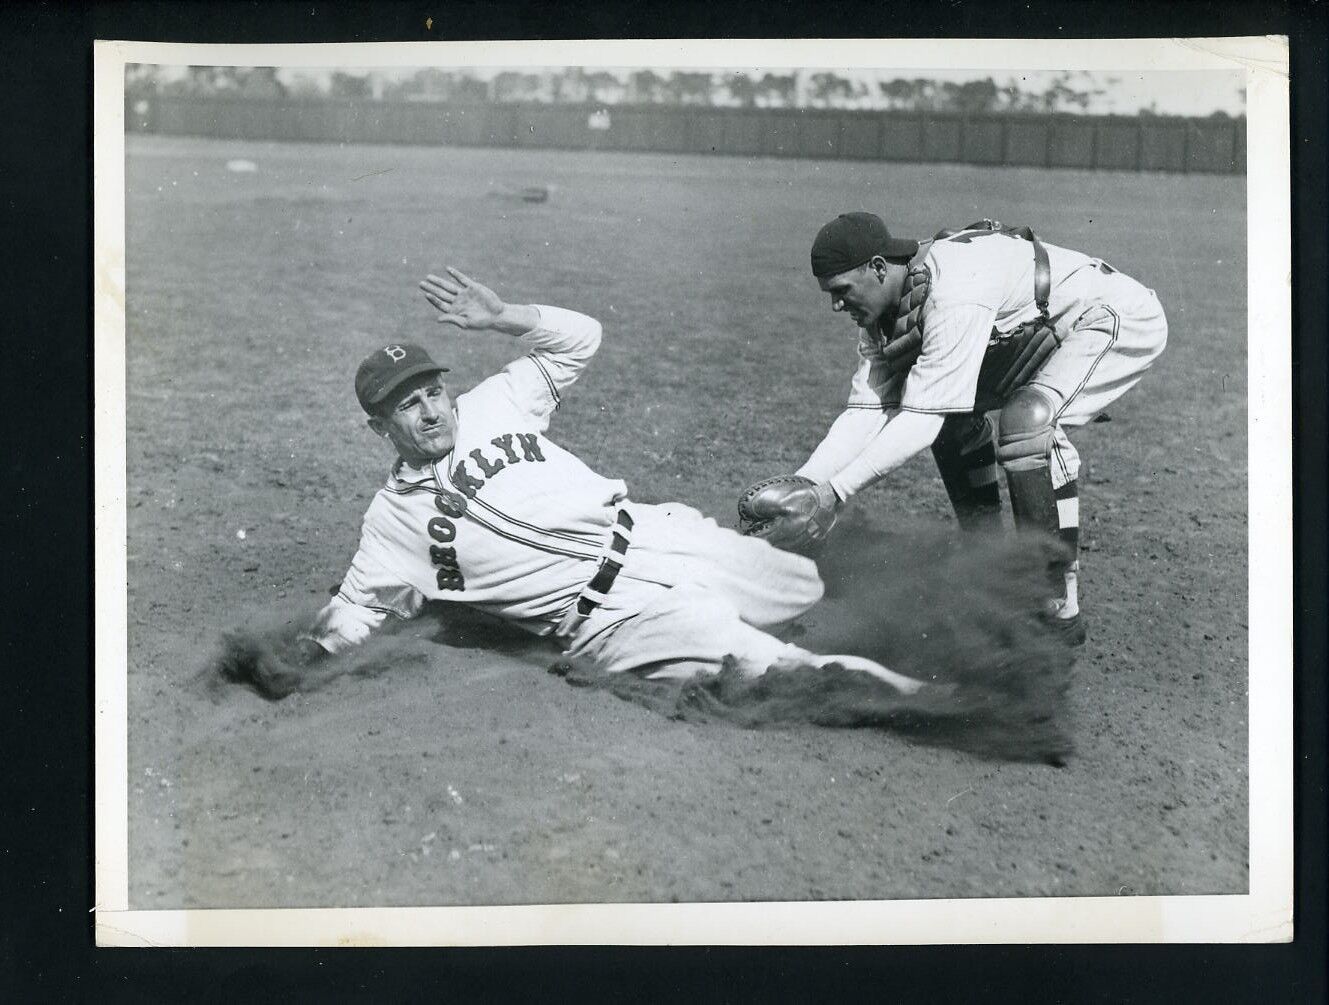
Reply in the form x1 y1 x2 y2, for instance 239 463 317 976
383 345 407 362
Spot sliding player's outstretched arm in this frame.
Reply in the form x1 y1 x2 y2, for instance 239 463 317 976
217 522 427 701
420 268 602 426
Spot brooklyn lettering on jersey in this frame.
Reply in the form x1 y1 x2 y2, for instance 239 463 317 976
429 491 466 591
452 433 546 497
424 432 549 592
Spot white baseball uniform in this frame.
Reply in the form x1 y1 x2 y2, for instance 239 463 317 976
305 306 824 678
800 229 1167 494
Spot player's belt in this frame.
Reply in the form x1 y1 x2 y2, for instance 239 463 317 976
574 509 634 617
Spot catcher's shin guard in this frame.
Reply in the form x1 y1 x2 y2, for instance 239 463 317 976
931 413 1001 533
996 387 1067 593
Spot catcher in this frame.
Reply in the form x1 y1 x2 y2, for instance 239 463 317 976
221 268 927 699
739 213 1168 644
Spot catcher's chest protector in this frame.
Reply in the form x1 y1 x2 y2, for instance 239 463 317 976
878 220 1061 412
878 249 932 374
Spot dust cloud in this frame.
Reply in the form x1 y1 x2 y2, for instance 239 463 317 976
562 520 1077 764
205 521 1077 762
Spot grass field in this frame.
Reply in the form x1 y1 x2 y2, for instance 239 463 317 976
123 133 1249 908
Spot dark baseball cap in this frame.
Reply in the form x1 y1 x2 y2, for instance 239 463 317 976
810 212 919 278
355 343 449 413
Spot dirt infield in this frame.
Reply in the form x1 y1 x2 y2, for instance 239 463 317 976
123 135 1248 908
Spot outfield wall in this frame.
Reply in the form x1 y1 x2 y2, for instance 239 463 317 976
129 96 1247 175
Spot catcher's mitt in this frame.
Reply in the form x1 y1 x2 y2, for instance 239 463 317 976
737 474 840 553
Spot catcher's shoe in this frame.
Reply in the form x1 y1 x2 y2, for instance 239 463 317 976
1042 611 1087 647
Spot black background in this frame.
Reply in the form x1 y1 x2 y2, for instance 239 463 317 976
1 2 1324 1000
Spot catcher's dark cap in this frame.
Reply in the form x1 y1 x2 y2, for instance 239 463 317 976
355 343 449 413
810 212 920 278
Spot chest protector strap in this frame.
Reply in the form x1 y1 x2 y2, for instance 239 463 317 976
973 223 1058 411
880 220 1060 411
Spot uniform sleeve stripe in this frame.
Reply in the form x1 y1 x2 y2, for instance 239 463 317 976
530 355 561 407
335 593 410 619
898 404 980 415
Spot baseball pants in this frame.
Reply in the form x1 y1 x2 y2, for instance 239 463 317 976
1027 268 1169 489
558 501 824 679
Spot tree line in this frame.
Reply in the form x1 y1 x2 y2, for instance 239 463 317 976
125 65 1241 118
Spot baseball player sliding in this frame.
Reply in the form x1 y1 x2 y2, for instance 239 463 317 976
740 213 1167 644
228 268 925 698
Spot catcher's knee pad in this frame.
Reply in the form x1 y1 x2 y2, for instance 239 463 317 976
997 387 1061 541
996 386 1057 472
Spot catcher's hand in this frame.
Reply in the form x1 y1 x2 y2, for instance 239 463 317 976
737 474 841 553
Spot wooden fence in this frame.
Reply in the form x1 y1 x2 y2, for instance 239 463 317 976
129 96 1246 174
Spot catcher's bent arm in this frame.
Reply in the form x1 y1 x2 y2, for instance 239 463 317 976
796 407 891 483
826 410 945 500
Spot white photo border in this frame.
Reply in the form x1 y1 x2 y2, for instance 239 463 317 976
93 35 1292 947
